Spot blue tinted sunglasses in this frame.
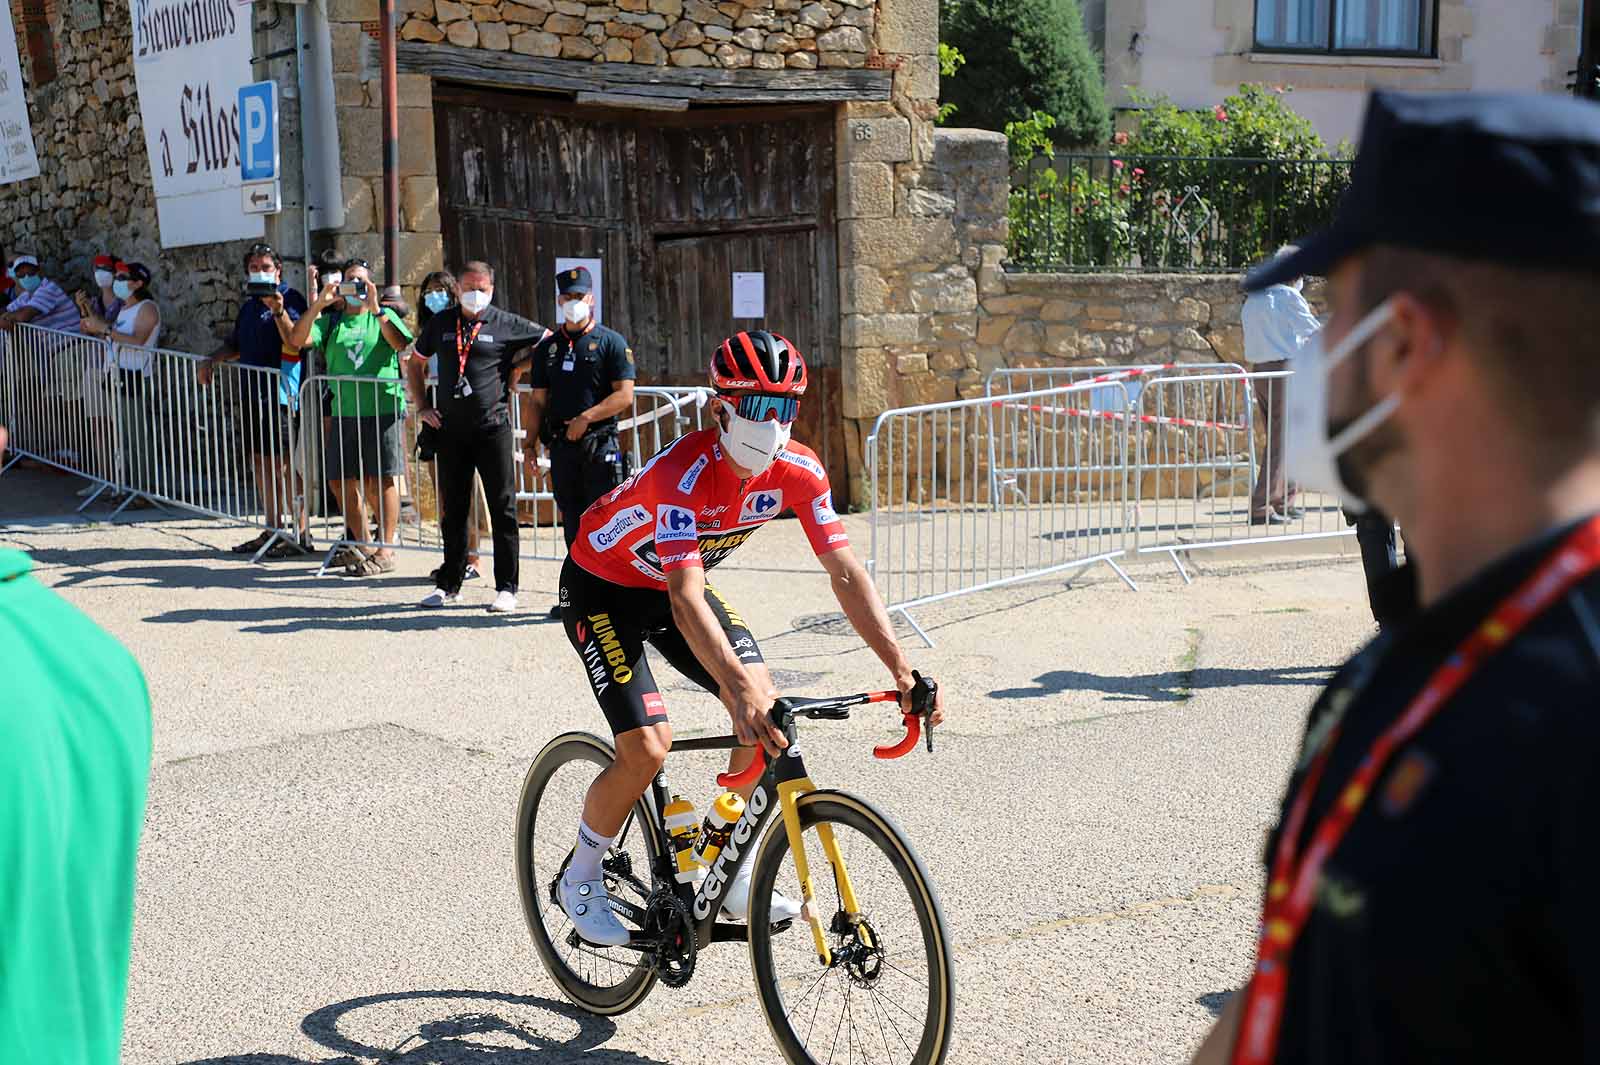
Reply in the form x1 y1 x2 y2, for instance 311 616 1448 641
733 393 799 424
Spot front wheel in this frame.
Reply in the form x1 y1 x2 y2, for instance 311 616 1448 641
514 731 662 1016
747 790 955 1065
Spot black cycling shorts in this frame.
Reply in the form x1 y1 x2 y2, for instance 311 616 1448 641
558 555 765 736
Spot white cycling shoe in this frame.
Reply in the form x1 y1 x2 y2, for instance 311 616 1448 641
720 862 802 925
558 874 631 947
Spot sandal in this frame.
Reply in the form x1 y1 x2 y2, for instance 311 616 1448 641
327 546 364 569
231 530 272 554
344 552 397 577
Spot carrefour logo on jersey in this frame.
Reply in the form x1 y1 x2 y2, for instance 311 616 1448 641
739 490 783 524
812 491 838 525
677 454 709 494
656 504 698 543
587 505 652 552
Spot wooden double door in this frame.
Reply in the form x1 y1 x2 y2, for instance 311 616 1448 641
434 87 845 495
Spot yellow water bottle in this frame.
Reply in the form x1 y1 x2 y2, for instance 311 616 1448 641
691 791 746 870
664 795 702 884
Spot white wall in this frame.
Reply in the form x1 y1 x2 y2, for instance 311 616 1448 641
1463 0 1550 92
1124 0 1228 109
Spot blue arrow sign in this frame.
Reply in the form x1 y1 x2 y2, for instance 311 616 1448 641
238 81 279 183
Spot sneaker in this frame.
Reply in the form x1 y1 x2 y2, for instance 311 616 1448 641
419 587 461 608
487 589 518 614
720 861 802 925
558 875 631 947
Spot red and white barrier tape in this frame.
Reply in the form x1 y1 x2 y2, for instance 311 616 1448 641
993 400 1247 432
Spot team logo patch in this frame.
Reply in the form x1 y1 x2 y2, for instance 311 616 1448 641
587 505 651 552
812 491 838 525
776 449 824 478
1380 750 1436 816
739 490 783 524
678 454 709 494
656 504 698 543
630 558 668 582
643 692 667 719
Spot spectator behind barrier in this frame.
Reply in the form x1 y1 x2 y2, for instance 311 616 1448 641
199 242 312 558
410 269 489 585
0 255 81 334
286 257 414 578
79 262 163 503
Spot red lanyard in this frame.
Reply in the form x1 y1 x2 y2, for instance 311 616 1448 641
455 318 484 379
1232 514 1600 1065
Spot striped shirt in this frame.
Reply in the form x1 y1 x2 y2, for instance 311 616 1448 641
10 278 81 334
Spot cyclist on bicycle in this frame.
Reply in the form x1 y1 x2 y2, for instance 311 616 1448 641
556 329 945 946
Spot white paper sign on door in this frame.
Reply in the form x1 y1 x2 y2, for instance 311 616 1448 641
130 0 264 247
555 257 604 325
732 272 764 319
0 2 40 186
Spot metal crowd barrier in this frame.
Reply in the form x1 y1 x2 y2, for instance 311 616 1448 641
0 323 124 508
866 380 1136 646
1131 369 1351 579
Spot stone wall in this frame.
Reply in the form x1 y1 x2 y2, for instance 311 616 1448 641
0 0 281 354
325 10 442 296
391 0 873 69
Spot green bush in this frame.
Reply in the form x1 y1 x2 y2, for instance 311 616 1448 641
940 0 1110 146
1007 85 1354 270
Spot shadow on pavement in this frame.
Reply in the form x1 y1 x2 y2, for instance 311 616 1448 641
990 665 1336 702
180 988 667 1065
144 600 551 635
1197 988 1237 1016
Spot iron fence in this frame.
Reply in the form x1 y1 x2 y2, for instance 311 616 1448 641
1008 153 1353 273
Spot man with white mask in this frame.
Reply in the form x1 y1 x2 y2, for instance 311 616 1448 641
524 265 636 618
1190 91 1600 1065
408 259 545 613
1241 244 1319 524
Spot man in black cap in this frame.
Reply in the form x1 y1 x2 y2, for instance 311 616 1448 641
1192 91 1600 1065
525 265 636 617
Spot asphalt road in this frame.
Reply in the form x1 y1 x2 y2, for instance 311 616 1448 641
2 466 1378 1065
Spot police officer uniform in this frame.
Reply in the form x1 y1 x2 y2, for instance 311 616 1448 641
529 266 636 555
1221 93 1600 1065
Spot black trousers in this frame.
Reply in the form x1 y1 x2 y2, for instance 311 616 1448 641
549 431 627 551
437 421 519 594
1354 512 1400 627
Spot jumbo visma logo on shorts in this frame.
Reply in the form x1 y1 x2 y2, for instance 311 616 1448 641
583 613 633 685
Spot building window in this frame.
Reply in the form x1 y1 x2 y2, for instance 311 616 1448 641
1254 0 1436 56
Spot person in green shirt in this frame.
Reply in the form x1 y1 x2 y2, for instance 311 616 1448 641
289 258 414 576
0 547 152 1064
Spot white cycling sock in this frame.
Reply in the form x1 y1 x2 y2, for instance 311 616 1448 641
567 819 614 884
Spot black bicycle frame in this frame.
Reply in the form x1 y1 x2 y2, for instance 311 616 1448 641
645 710 813 951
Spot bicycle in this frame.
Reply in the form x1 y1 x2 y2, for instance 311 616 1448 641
514 675 953 1064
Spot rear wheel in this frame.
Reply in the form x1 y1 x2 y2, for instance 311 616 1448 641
514 731 662 1015
747 791 955 1065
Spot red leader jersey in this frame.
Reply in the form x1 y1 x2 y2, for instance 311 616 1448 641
569 429 849 589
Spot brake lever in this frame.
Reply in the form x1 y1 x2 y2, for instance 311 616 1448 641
911 670 937 754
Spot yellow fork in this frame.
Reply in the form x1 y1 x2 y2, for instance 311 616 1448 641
776 780 873 965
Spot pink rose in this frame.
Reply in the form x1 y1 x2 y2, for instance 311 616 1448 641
1113 131 1130 145
1214 105 1229 122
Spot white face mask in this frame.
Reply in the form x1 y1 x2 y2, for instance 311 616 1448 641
717 399 791 475
1284 298 1400 514
460 289 492 315
95 269 114 289
562 298 591 326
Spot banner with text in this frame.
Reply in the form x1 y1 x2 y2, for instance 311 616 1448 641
0 1 40 185
130 0 263 248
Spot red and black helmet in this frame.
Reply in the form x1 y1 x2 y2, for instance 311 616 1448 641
710 330 808 397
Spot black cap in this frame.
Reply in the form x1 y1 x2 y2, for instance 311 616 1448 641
120 261 152 284
1246 92 1600 292
558 266 592 296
